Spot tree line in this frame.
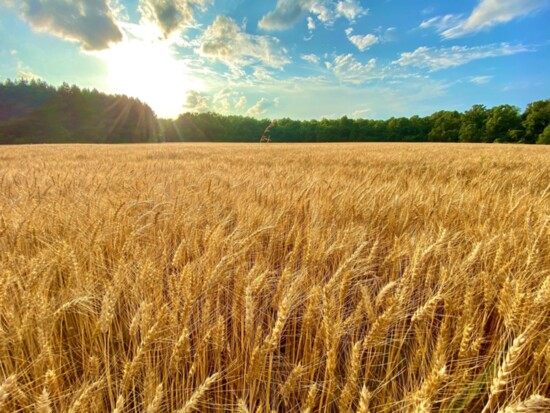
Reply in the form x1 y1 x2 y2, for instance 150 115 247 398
0 79 158 144
1 79 549 144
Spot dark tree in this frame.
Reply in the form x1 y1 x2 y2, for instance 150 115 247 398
0 79 158 144
523 99 550 144
428 111 462 142
459 104 488 143
485 105 523 143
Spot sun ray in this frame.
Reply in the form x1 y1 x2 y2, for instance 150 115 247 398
92 23 197 118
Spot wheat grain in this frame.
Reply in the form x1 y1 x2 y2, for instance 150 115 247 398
0 143 548 412
177 373 220 413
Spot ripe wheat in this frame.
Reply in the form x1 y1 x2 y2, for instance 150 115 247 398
0 142 549 412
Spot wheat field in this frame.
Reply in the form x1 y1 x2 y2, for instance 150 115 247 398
0 143 549 413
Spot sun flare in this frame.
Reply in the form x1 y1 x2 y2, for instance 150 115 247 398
95 27 194 119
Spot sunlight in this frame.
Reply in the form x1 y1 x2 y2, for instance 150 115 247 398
95 26 194 119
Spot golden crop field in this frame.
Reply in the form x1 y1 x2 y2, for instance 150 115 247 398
0 143 549 413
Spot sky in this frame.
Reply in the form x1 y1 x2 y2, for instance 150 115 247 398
0 0 549 120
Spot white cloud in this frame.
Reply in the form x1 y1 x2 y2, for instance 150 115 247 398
197 16 290 70
180 58 454 120
328 54 378 84
183 88 251 114
394 43 532 71
16 61 41 81
301 53 320 64
336 0 368 21
246 97 280 117
139 0 212 37
259 0 368 31
252 66 276 81
213 88 234 102
3 0 122 50
310 2 333 24
185 90 210 112
212 88 235 112
419 14 463 33
235 96 248 110
424 0 548 39
469 75 493 84
345 28 379 52
258 0 315 31
307 16 316 31
211 87 247 114
351 108 372 118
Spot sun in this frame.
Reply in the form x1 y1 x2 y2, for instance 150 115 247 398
95 26 195 119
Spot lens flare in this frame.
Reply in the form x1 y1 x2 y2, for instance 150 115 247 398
94 24 194 119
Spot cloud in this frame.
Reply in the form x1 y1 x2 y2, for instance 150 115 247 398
351 108 372 118
227 70 453 119
258 0 315 31
424 0 548 38
197 16 290 69
469 75 493 84
307 16 316 30
235 96 248 110
419 14 463 33
259 0 368 31
212 88 234 112
336 0 368 21
394 43 532 71
185 90 210 112
183 88 251 114
246 97 280 117
138 0 211 37
327 54 378 84
310 1 333 24
4 0 122 50
16 61 41 81
251 66 276 81
345 28 379 51
301 53 320 64
211 88 249 112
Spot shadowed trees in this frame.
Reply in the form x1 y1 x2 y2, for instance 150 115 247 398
0 79 158 144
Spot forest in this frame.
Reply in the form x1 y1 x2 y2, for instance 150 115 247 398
1 79 549 144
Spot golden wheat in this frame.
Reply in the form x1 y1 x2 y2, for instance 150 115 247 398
0 142 549 412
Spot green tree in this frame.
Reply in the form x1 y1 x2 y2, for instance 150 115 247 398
523 99 550 144
387 117 415 141
428 111 462 142
485 105 522 143
0 79 158 144
459 104 487 142
408 115 433 142
537 124 550 144
339 116 353 140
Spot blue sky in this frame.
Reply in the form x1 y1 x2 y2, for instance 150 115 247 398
0 0 549 119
